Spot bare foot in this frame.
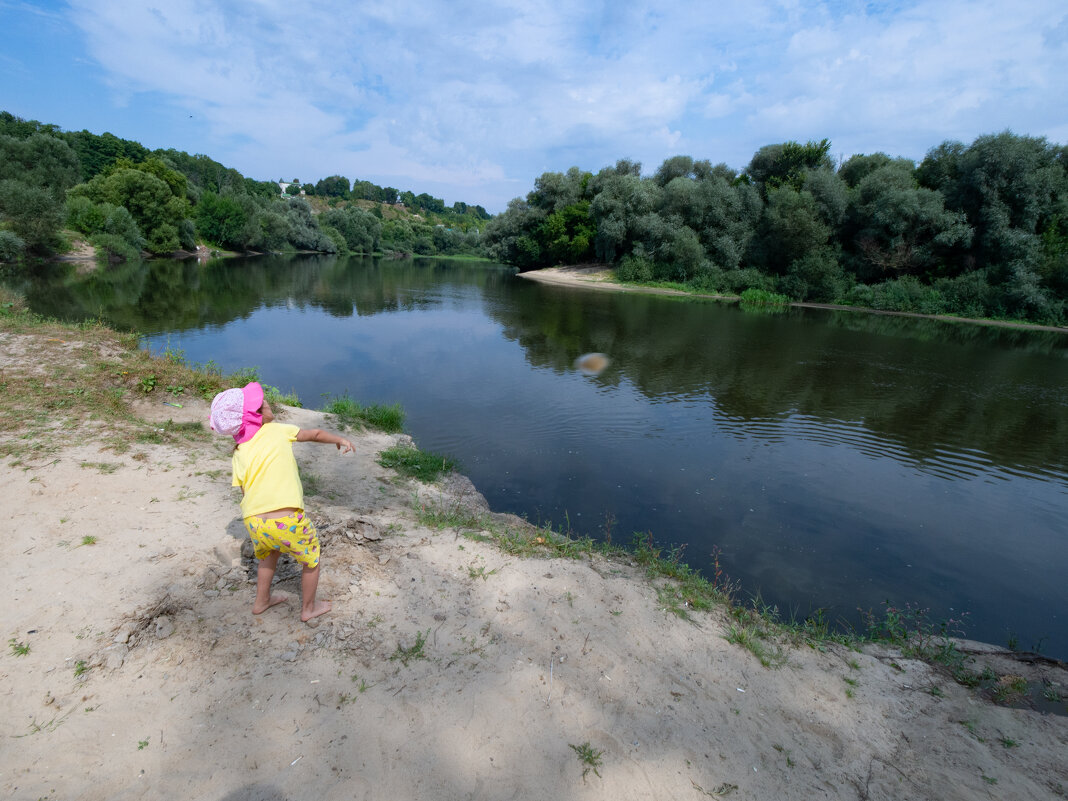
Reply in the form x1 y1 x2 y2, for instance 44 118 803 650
252 592 290 615
301 600 332 622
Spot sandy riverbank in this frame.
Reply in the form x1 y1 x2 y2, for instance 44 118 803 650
1 321 1067 801
519 265 1068 334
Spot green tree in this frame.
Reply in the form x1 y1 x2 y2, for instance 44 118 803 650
195 192 249 249
745 139 833 195
314 175 350 197
0 180 65 252
69 165 190 254
843 162 971 282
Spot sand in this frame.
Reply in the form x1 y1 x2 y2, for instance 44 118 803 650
2 326 1067 801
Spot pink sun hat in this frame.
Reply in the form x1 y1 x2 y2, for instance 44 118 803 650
209 382 265 443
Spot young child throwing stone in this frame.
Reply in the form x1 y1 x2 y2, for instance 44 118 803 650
209 382 354 622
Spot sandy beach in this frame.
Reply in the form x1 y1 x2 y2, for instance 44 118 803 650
2 315 1067 801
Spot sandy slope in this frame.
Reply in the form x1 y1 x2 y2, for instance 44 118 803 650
1 330 1067 801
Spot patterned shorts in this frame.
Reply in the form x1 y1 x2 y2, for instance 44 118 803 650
244 511 320 569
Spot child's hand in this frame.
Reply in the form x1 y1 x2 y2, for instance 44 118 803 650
336 438 355 454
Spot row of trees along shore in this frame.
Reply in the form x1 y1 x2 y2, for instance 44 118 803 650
0 111 490 264
484 134 1068 326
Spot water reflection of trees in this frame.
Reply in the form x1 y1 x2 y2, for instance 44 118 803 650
488 285 1068 476
12 255 514 331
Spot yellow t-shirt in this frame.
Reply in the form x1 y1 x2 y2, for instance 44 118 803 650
231 422 303 518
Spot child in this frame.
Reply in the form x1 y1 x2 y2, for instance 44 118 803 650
209 382 354 622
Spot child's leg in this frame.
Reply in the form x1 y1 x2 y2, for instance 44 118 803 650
300 563 332 622
252 550 290 614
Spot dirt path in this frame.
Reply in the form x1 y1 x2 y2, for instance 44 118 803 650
2 325 1066 801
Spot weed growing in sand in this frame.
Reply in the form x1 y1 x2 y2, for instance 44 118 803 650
325 395 405 433
302 470 323 497
79 535 97 546
723 607 787 668
772 744 795 768
8 638 30 656
378 444 456 482
16 712 72 737
569 741 604 780
79 461 121 474
138 738 149 750
999 736 1019 748
992 674 1028 704
959 719 984 741
73 660 89 677
467 562 501 581
862 602 978 685
390 630 429 666
982 775 998 785
690 780 738 797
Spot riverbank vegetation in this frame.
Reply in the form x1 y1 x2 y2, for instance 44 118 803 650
484 134 1068 326
0 111 489 264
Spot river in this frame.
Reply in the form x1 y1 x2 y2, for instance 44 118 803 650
8 254 1068 657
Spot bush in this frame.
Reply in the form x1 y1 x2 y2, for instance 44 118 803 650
90 232 140 263
0 229 25 262
616 252 653 282
719 267 774 294
933 271 995 318
869 276 947 314
779 248 850 302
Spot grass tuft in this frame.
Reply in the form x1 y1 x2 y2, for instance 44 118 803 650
378 444 456 482
389 630 429 666
325 395 405 433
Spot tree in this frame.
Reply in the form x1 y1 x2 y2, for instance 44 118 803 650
196 192 249 249
843 162 971 282
749 185 831 273
0 133 81 199
745 139 833 194
314 175 350 197
0 180 65 252
69 165 190 254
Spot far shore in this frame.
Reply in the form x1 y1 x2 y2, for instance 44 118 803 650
519 264 1068 334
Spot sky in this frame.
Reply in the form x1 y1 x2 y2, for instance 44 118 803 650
2 0 1067 213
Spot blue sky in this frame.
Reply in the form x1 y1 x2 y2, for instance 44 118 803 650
3 0 1066 212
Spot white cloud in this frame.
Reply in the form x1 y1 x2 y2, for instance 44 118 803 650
50 0 1068 209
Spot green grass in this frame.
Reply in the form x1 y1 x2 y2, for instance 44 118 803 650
73 660 90 677
8 638 30 656
739 287 791 309
378 444 456 482
568 741 604 779
325 394 405 433
79 461 121 474
0 286 260 459
389 630 429 666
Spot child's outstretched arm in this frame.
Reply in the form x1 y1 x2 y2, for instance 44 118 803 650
296 428 355 453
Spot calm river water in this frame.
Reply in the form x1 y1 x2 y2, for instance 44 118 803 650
10 255 1068 657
